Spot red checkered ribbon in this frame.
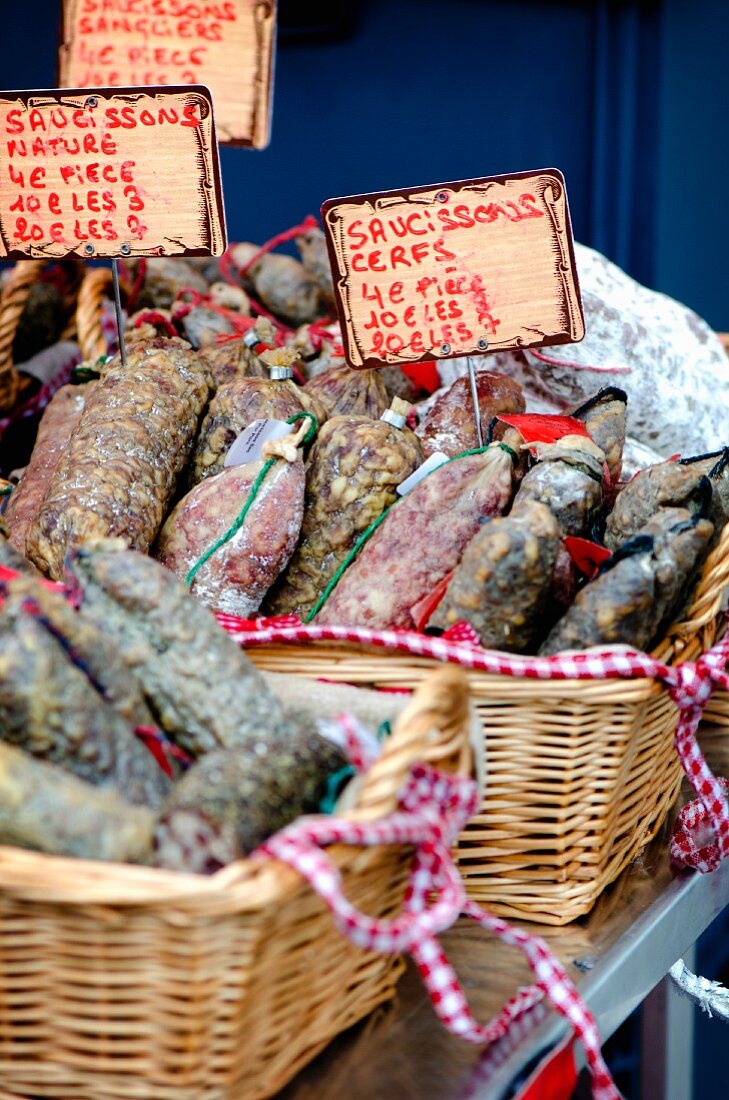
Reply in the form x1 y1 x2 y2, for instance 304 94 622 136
219 612 729 875
258 762 619 1100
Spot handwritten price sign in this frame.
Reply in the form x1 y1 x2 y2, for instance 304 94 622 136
59 1 276 148
0 86 226 260
322 169 584 370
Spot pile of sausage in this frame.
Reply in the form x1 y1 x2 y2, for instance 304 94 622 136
3 243 724 661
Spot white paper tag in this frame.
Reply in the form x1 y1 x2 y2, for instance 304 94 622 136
224 419 292 467
397 452 449 496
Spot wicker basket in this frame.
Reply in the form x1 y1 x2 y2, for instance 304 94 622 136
0 259 87 415
0 667 471 1100
246 522 729 926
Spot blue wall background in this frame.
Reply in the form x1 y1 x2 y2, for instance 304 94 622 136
2 0 727 328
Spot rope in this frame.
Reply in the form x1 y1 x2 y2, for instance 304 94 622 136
304 443 518 623
185 411 317 588
669 958 729 1022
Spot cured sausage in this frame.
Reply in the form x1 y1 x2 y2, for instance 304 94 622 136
0 592 170 809
65 541 286 759
303 364 390 419
4 383 92 555
428 500 560 652
157 427 307 617
267 400 422 620
154 728 346 872
228 243 321 326
316 443 518 629
416 371 525 458
26 340 210 579
540 508 714 654
197 317 274 390
605 456 718 550
0 741 154 864
191 350 326 483
513 435 606 538
570 387 627 482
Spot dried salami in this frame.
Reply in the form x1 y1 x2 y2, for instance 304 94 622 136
267 400 423 620
316 443 518 629
303 364 390 419
154 729 346 872
191 352 326 484
65 541 286 759
0 742 154 864
540 508 714 654
513 435 606 538
229 243 321 326
26 340 210 580
0 595 170 809
4 383 92 556
156 431 306 617
416 371 525 457
428 500 560 652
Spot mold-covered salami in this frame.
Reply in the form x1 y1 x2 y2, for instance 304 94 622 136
156 433 306 617
303 364 390 419
416 371 525 457
570 387 627 482
267 400 423 620
154 728 346 872
2 576 156 731
605 456 717 550
316 443 518 629
26 340 210 579
0 742 155 864
429 500 560 652
513 435 606 538
0 600 170 809
540 508 714 654
191 351 326 484
65 541 285 759
4 383 92 555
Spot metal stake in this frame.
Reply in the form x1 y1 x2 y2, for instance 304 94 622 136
111 258 127 368
466 356 483 447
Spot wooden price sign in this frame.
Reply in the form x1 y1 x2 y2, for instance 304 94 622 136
0 86 226 260
321 169 584 370
59 1 276 148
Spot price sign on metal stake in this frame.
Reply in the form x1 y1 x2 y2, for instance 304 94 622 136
321 168 584 371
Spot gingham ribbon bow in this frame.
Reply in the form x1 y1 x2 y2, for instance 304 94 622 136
258 762 619 1100
663 637 729 871
222 613 729 877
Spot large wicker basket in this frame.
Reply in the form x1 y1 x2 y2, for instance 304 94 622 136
0 667 471 1100
247 522 729 926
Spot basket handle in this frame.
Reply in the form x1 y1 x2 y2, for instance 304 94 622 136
351 666 472 821
76 267 113 362
0 260 47 412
